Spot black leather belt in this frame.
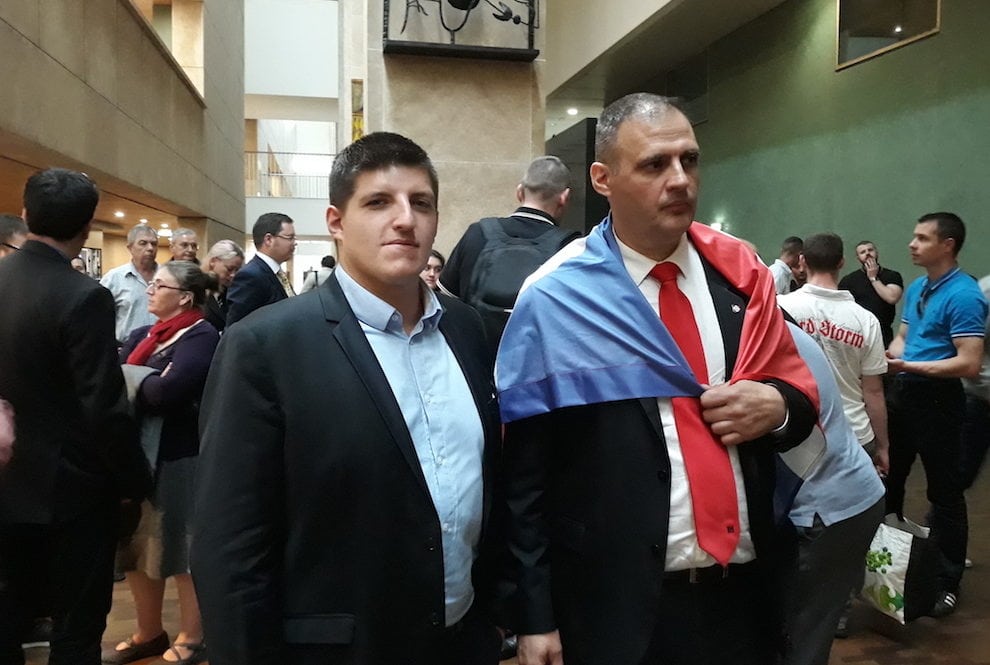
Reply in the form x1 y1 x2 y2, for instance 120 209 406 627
663 561 757 584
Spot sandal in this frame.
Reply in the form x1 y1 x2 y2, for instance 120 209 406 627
162 641 207 665
100 631 169 664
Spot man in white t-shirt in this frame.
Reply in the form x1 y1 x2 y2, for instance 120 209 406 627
778 233 889 472
777 232 889 655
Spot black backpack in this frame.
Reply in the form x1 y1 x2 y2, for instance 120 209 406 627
465 217 573 343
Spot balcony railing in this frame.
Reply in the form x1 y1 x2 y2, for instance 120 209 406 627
245 151 334 199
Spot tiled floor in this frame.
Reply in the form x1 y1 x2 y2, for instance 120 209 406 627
24 467 990 665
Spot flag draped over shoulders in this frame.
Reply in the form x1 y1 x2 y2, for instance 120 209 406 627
495 217 819 423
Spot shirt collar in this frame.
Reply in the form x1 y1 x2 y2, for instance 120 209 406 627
127 260 157 278
335 266 443 335
511 206 556 226
257 251 282 274
923 266 962 295
615 232 691 286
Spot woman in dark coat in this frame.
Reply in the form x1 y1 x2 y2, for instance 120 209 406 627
103 261 218 665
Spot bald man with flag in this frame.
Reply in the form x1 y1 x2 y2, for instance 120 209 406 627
496 94 820 665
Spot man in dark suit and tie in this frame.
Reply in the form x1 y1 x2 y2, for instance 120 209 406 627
192 132 503 665
224 212 297 326
0 168 148 664
496 94 819 665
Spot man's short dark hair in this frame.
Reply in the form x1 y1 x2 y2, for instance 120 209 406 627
320 255 336 269
252 212 293 248
855 240 875 249
918 212 966 256
521 156 570 201
780 236 804 257
0 214 27 245
595 93 683 163
329 132 438 210
801 233 843 273
22 168 99 241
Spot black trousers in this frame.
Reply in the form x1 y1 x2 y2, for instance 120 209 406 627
780 499 885 665
427 603 502 665
960 393 990 490
643 563 776 665
0 504 117 665
885 377 967 592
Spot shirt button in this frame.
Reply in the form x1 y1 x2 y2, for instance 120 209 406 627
436 456 444 466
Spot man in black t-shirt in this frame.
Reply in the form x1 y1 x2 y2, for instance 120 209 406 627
838 240 904 348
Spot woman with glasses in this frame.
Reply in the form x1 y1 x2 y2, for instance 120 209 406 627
103 261 219 665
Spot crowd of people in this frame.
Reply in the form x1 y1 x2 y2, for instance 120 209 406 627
0 93 987 665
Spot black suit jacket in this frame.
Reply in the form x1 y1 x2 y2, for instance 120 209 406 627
192 275 502 665
500 258 815 665
225 254 287 326
0 241 147 523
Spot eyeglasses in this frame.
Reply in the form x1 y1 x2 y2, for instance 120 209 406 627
274 234 297 242
147 280 187 293
1 242 20 251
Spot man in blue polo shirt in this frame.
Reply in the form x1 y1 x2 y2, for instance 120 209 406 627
885 212 987 618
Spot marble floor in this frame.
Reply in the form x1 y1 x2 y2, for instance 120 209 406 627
24 465 990 665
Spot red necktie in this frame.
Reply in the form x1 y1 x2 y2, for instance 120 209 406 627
650 261 740 566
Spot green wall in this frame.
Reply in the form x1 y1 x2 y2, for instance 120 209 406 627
694 0 990 298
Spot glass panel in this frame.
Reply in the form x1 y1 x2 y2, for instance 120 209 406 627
838 0 939 69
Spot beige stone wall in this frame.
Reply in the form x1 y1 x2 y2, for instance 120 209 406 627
0 0 244 243
342 0 546 255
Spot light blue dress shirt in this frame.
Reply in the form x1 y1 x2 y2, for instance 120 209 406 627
336 267 485 626
100 261 157 344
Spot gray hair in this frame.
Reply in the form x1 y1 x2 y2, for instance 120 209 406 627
206 239 244 262
595 93 682 162
127 224 158 245
171 228 197 243
520 156 570 201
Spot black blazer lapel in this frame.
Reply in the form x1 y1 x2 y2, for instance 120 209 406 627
318 277 432 498
701 257 747 377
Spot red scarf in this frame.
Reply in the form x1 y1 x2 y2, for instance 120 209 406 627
126 309 204 366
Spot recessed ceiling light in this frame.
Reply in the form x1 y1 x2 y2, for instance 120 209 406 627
160 223 169 228
139 218 148 223
114 211 125 218
893 25 903 33
566 108 579 116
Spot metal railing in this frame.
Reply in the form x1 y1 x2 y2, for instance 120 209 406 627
245 151 334 199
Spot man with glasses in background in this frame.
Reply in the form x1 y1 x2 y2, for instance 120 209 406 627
225 212 297 326
885 212 987 618
0 214 27 259
168 228 200 263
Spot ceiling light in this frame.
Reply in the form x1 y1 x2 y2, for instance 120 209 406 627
114 211 125 218
893 25 903 34
566 108 579 116
139 218 148 223
160 223 169 228
159 228 173 238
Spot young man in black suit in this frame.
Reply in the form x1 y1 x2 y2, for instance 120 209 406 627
224 212 297 326
0 168 148 665
193 133 503 665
